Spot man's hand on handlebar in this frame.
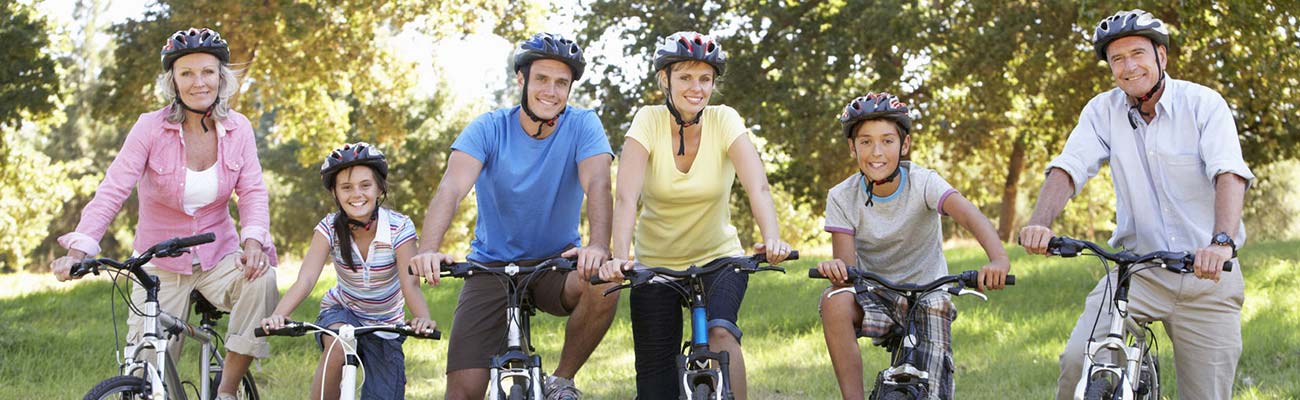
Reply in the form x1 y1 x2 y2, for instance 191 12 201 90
409 250 453 286
1018 225 1054 256
1193 244 1232 283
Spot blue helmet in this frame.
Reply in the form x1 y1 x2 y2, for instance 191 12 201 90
160 28 230 71
513 32 586 81
654 31 727 76
839 92 912 138
1093 9 1170 61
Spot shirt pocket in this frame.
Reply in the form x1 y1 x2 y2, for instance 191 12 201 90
146 158 176 188
1162 154 1209 202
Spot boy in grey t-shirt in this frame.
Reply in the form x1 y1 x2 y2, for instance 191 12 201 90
816 93 1011 400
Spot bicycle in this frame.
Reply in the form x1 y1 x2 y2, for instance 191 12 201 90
424 256 577 400
71 233 259 400
253 319 440 399
592 252 794 400
1047 236 1233 400
809 267 1015 400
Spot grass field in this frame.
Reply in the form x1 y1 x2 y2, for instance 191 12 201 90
2 241 1297 399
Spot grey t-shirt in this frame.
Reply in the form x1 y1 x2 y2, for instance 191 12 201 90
823 162 958 284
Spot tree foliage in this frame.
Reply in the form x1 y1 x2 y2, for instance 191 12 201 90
0 1 60 128
579 0 1300 243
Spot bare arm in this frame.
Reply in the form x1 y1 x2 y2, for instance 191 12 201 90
395 240 436 333
728 134 791 263
943 192 1011 290
1192 172 1249 282
1019 167 1076 255
409 151 482 285
568 154 614 279
262 231 332 328
598 139 647 282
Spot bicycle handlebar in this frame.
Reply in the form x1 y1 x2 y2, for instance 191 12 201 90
1047 236 1232 272
69 233 217 279
808 267 1015 292
407 257 577 278
589 251 797 285
255 320 441 340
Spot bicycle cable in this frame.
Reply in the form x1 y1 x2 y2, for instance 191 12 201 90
316 322 366 400
1085 253 1115 353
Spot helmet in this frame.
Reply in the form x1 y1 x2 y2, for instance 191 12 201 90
654 32 726 76
1092 9 1170 61
320 142 389 190
513 32 587 81
160 28 230 71
839 92 912 138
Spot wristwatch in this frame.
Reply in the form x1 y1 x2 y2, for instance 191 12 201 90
1211 232 1237 258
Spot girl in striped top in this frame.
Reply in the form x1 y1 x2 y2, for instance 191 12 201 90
262 143 435 399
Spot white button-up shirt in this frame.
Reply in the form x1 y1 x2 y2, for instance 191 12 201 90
1047 78 1254 254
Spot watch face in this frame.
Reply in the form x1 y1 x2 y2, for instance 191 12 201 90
1214 232 1232 246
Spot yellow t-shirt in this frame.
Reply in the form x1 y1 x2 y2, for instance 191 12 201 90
625 104 748 269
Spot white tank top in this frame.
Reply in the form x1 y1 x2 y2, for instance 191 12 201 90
183 165 219 215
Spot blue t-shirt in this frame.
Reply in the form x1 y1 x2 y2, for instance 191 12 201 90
451 105 612 263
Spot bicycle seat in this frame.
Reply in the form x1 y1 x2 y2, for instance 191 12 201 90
191 291 227 321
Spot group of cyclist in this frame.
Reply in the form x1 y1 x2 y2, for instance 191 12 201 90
50 7 1251 400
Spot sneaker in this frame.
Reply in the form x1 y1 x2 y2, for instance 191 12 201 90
544 375 583 400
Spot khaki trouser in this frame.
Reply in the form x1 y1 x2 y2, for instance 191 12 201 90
126 253 279 360
1056 262 1244 400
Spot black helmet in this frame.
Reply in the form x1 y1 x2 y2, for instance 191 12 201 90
654 31 727 76
839 92 912 138
160 28 230 71
320 142 388 190
513 32 587 81
1093 9 1170 61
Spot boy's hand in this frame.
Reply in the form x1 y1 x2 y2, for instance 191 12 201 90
977 259 1011 291
1018 225 1054 256
408 317 438 334
816 259 852 287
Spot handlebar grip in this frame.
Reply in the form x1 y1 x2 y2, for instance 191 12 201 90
173 233 216 248
1005 275 1016 285
755 250 799 263
255 321 305 337
70 259 98 278
1223 260 1234 272
410 328 442 340
808 268 826 279
589 275 613 284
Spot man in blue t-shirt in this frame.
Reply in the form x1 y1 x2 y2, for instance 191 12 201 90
410 33 616 400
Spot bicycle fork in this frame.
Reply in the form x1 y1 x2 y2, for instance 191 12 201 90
489 305 543 400
679 289 729 400
1074 298 1142 400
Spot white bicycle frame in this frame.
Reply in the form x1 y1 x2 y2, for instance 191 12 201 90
118 297 223 400
1072 296 1155 400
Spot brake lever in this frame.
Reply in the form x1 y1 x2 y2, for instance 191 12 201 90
758 266 787 273
602 283 630 297
948 287 989 301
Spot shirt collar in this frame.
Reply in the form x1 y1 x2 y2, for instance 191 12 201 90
371 208 393 247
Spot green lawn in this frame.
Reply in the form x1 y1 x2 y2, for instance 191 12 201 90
2 241 1297 399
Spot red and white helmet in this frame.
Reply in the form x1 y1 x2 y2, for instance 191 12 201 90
653 31 727 76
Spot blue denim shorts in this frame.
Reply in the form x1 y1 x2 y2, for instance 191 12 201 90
314 306 408 399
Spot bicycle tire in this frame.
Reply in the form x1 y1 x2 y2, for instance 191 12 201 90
84 375 148 400
1082 374 1118 400
210 370 260 399
508 383 526 400
691 382 713 400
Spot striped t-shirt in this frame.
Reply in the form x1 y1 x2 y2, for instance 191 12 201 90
315 207 418 325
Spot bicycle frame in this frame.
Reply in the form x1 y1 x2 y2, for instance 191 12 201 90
1049 236 1232 400
596 253 792 400
810 268 1013 400
255 321 440 400
435 258 575 400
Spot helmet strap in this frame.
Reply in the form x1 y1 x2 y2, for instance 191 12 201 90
1128 40 1166 128
664 67 702 156
176 96 218 134
519 64 565 138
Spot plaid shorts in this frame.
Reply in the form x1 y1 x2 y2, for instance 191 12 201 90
855 286 957 400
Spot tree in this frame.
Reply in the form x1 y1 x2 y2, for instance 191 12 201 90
0 1 60 128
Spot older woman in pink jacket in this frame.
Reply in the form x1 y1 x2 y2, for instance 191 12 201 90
50 28 277 400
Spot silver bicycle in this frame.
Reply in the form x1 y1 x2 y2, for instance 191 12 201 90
1048 236 1232 400
254 319 440 400
72 233 258 400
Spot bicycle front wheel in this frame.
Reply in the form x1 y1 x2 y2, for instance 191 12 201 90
210 370 259 399
1082 374 1118 400
84 375 148 400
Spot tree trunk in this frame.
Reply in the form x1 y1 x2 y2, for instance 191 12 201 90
998 133 1028 242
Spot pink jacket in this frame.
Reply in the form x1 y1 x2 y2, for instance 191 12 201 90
59 106 277 273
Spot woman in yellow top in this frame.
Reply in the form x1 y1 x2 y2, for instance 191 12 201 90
598 31 792 400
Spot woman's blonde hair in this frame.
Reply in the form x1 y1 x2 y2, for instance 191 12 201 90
155 62 242 123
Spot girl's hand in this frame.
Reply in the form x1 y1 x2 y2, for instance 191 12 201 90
754 239 793 264
261 314 289 331
239 239 271 280
408 317 438 335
